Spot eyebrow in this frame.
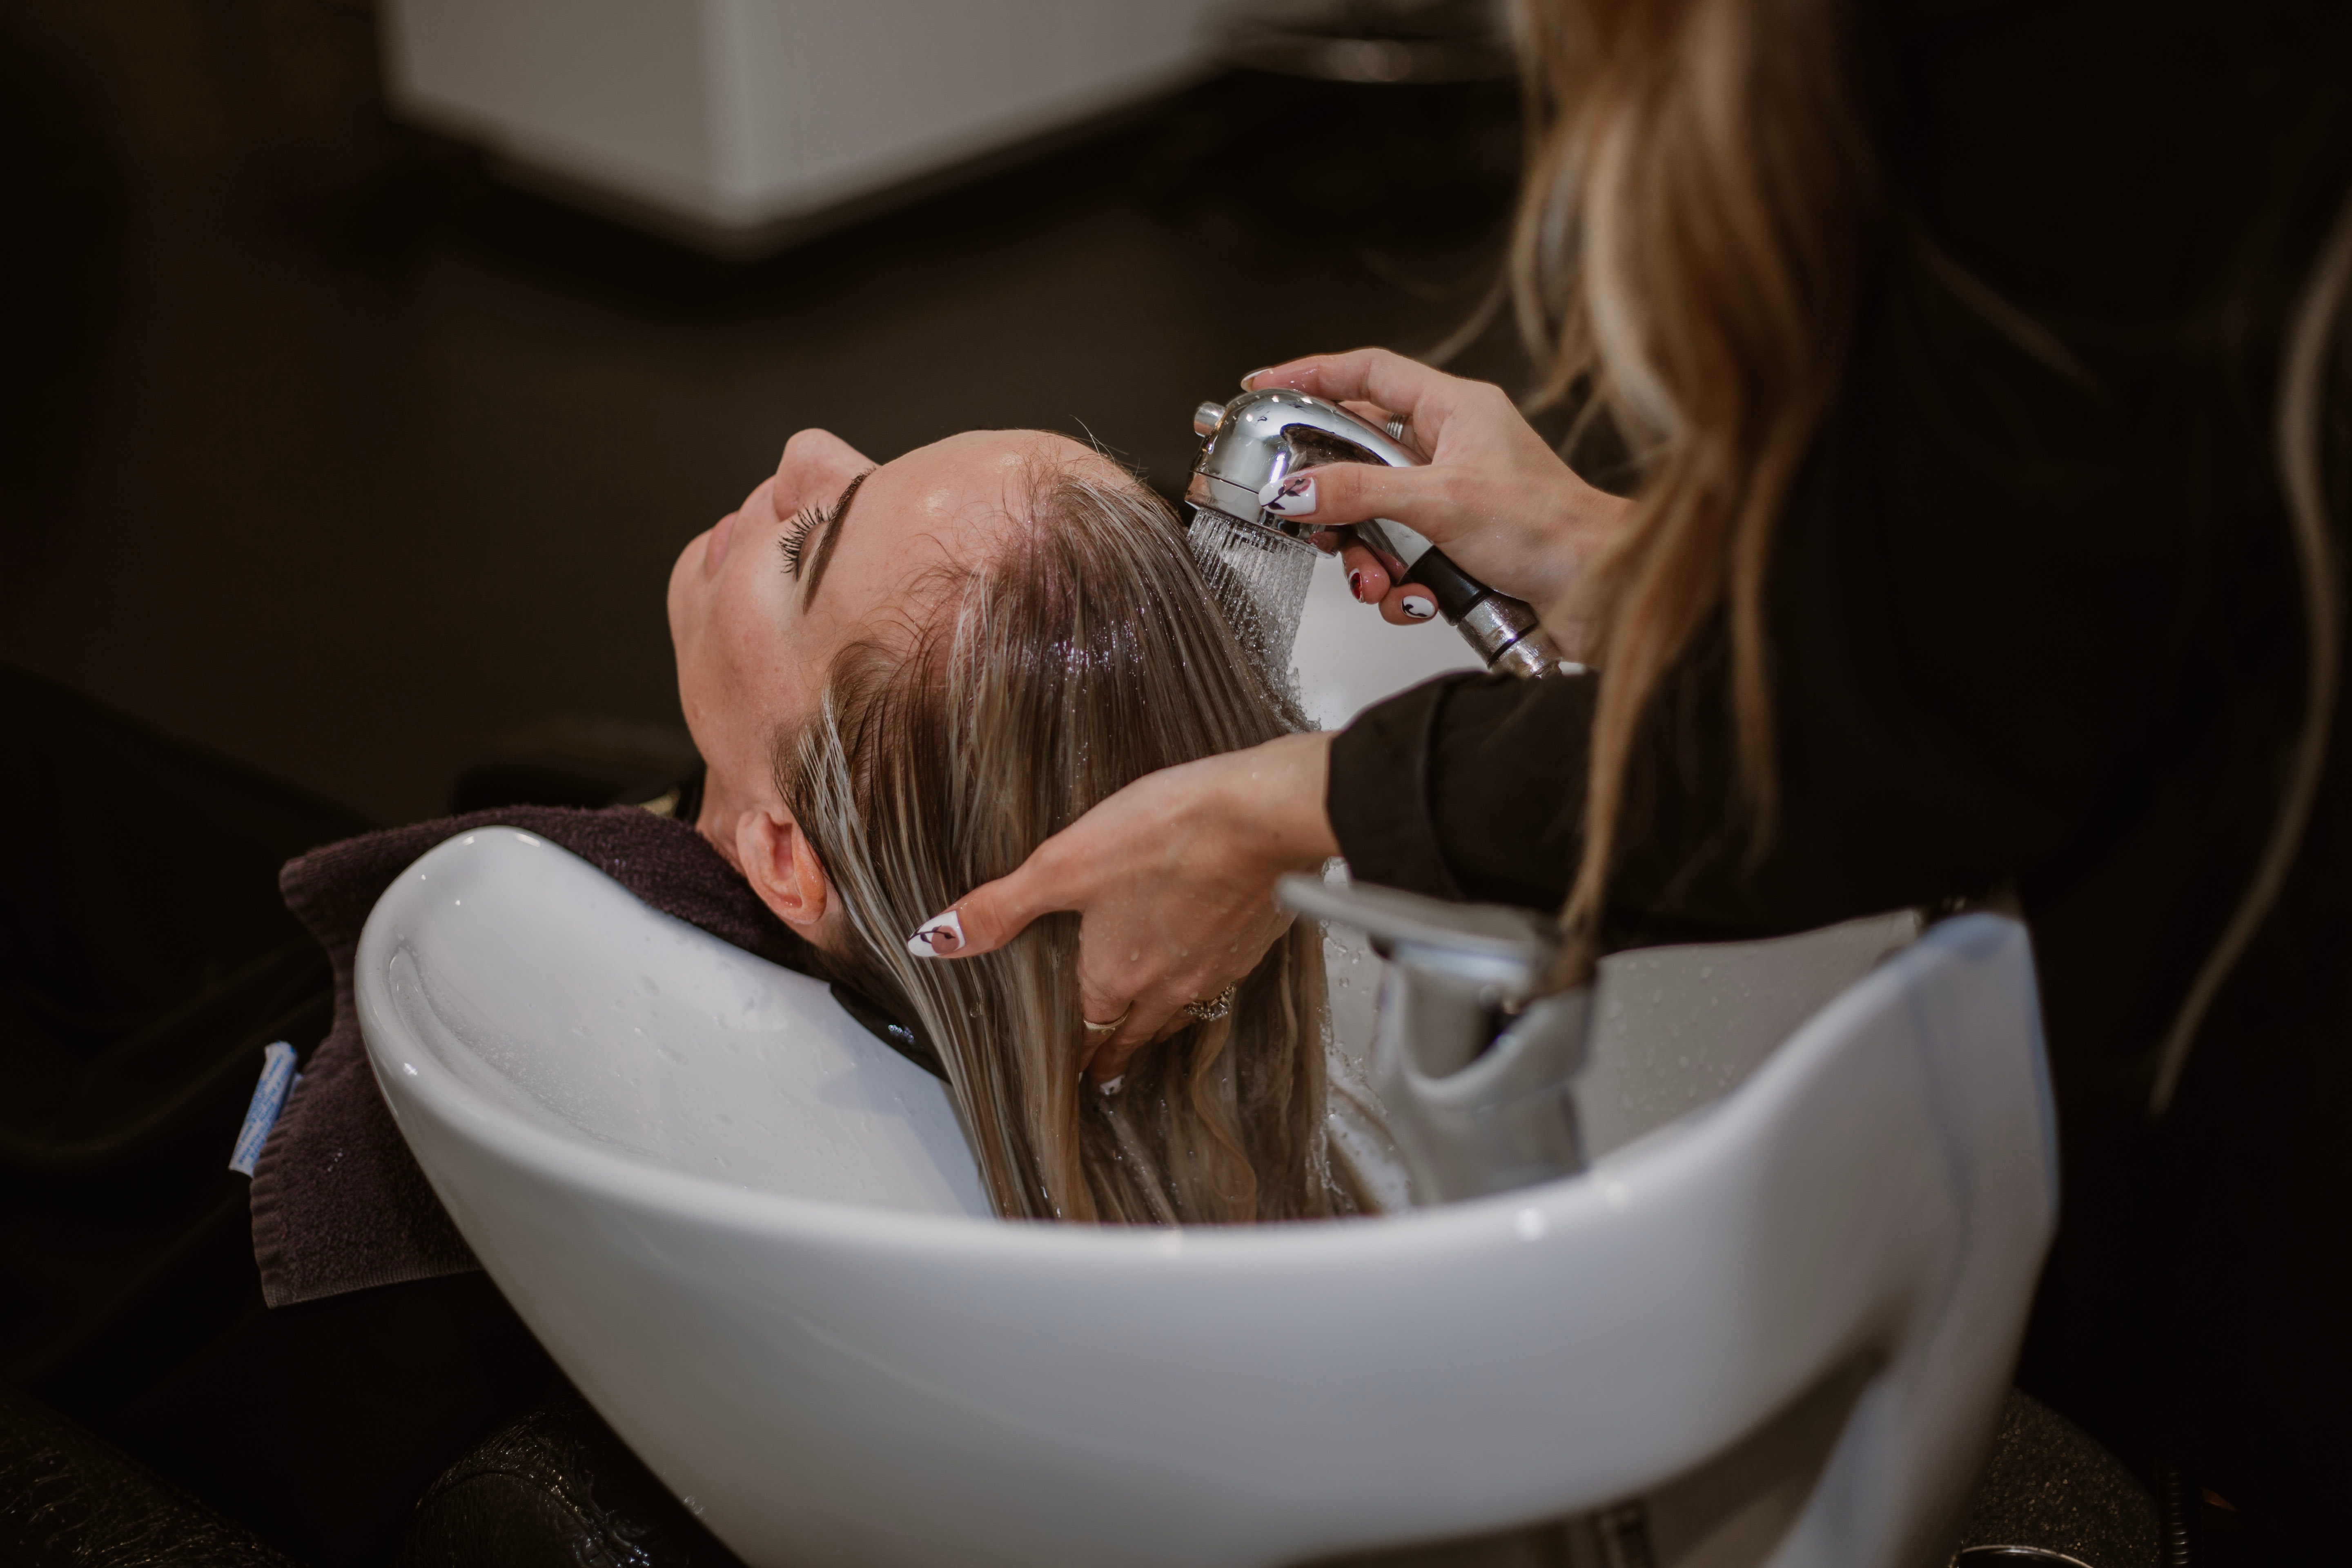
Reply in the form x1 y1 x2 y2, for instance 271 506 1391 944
799 468 873 610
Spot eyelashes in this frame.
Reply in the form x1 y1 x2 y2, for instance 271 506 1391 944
778 501 835 579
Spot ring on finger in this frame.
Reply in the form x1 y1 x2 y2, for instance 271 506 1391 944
1383 413 1408 443
1181 984 1238 1025
1082 1004 1133 1039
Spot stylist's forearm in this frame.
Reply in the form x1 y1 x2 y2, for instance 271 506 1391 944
906 731 1341 964
1218 731 1342 870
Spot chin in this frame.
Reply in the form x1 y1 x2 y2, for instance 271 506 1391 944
665 536 702 645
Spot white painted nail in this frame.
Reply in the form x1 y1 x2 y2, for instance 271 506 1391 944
1256 473 1317 517
906 909 964 958
1401 595 1437 621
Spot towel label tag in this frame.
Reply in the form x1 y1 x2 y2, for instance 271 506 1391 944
229 1041 301 1177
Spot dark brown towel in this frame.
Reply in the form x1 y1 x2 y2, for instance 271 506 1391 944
249 806 825 1308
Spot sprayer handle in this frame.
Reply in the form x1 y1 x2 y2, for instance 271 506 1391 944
1352 520 1564 677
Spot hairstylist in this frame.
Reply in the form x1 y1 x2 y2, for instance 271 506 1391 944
918 0 2352 1546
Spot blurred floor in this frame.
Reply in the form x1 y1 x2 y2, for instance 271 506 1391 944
0 0 1533 825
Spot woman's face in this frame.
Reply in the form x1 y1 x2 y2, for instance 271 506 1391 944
668 426 1110 859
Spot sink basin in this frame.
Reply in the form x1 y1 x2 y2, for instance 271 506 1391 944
358 816 2051 1566
355 575 2050 1565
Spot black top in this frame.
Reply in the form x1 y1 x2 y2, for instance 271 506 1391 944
1327 0 2352 1535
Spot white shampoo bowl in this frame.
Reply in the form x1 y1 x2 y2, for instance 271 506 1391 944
357 827 2054 1568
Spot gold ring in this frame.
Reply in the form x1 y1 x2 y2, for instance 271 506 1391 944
1082 1006 1132 1038
1182 984 1238 1024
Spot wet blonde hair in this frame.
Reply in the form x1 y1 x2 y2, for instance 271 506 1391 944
780 459 1371 1224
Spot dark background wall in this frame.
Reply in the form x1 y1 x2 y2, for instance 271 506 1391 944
0 0 1531 825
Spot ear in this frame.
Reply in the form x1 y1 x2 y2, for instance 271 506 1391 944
735 807 833 940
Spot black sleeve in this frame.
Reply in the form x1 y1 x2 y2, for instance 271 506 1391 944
1327 0 2352 946
1327 241 2186 946
1328 670 1594 912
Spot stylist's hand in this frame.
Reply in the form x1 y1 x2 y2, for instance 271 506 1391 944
904 732 1339 1082
1247 348 1629 652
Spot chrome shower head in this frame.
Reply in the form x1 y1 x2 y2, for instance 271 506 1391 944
1184 389 1563 678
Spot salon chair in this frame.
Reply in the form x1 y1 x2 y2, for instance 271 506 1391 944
383 1387 2171 1568
0 1370 2165 1566
354 814 2081 1568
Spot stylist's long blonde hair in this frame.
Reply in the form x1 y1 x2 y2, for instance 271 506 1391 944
1510 0 1873 958
1518 0 2349 1111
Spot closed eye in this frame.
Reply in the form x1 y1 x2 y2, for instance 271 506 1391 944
778 500 835 580
787 468 874 608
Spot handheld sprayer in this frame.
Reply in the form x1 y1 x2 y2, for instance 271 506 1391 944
1184 388 1568 677
1179 389 1588 1204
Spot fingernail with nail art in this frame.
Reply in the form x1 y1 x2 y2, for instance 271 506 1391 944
906 909 964 958
1348 570 1366 602
1401 595 1438 621
1258 473 1317 517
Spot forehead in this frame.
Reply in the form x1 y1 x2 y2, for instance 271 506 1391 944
800 430 1124 641
833 431 1116 568
864 429 1105 517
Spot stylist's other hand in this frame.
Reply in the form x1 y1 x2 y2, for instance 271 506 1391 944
1247 348 1628 651
903 732 1340 1082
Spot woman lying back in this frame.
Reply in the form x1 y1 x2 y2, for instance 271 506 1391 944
666 427 1370 1223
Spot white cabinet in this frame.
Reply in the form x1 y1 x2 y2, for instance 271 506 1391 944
381 0 1224 249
